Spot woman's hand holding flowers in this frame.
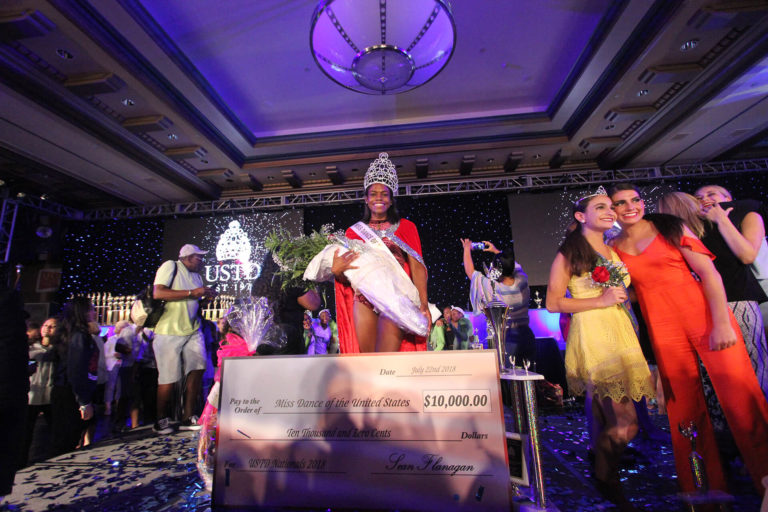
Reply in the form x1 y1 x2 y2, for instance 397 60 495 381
331 248 359 280
419 302 431 328
599 286 628 307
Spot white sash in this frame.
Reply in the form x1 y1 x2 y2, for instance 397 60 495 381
350 221 417 301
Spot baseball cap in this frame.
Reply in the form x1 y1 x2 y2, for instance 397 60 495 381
428 303 442 324
451 306 465 316
179 244 208 258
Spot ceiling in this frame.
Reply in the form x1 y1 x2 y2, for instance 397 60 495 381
1 0 768 211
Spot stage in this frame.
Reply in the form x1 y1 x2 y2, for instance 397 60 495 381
3 405 762 511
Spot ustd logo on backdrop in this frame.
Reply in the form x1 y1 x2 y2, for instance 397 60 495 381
204 220 262 296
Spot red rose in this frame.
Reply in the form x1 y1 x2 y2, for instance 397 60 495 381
591 266 610 283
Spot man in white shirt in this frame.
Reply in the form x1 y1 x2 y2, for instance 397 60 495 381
151 244 216 434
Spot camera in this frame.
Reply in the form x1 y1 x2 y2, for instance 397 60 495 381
470 242 487 251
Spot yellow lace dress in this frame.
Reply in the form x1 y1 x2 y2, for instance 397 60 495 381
564 250 655 402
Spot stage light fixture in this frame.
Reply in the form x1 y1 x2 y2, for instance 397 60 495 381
503 154 522 173
459 155 475 176
415 158 429 179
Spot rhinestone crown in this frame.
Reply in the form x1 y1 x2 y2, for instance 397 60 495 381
364 152 398 195
575 185 608 205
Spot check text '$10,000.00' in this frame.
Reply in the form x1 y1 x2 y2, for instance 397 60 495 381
422 390 492 412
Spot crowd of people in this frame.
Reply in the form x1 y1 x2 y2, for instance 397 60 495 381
3 149 767 509
15 240 347 471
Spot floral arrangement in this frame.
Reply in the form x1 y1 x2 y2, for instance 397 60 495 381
302 228 429 337
590 255 637 331
590 256 628 288
264 224 343 290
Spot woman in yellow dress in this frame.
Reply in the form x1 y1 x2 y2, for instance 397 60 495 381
546 187 654 510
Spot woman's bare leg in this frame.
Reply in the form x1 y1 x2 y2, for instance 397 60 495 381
592 393 638 483
354 302 379 352
376 315 403 353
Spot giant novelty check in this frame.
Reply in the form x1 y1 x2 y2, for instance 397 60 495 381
213 350 510 511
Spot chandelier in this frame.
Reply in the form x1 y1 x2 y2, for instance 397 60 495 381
310 0 456 95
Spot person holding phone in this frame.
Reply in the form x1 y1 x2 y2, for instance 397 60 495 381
461 238 533 364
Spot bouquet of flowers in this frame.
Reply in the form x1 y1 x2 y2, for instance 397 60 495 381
590 256 628 288
303 232 429 338
196 296 283 491
590 256 637 331
264 224 342 291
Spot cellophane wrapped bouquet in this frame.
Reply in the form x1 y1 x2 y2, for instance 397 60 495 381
303 228 429 337
196 296 285 491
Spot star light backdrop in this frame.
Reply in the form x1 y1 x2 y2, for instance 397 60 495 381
509 183 676 286
56 174 767 316
303 192 513 313
163 211 303 296
60 218 165 298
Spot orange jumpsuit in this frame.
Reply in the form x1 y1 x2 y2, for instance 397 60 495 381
616 235 768 493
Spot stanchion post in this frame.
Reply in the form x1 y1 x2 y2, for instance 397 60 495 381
502 370 548 510
522 380 546 509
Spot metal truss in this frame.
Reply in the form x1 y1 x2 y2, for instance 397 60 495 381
0 199 19 263
11 195 84 220
83 158 768 220
0 196 82 262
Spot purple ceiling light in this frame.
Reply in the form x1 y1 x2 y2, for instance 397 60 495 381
310 0 456 95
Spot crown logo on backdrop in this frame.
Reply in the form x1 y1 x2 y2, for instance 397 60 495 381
575 185 608 205
363 152 399 195
216 220 252 263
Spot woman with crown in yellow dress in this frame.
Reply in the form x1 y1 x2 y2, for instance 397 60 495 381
331 153 430 353
546 187 654 510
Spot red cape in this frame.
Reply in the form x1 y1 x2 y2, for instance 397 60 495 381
334 218 427 353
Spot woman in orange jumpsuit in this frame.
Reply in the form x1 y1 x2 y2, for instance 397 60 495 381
609 183 768 494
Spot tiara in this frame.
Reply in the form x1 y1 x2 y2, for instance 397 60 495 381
363 152 398 195
575 185 608 205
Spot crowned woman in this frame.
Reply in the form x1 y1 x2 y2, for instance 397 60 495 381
332 153 430 353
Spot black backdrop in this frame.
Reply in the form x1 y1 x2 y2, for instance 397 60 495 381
57 172 768 316
58 192 512 313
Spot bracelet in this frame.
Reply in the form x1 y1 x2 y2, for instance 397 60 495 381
188 289 192 298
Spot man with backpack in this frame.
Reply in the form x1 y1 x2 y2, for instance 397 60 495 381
151 244 216 434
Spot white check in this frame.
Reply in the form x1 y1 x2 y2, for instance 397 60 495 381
213 350 511 511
